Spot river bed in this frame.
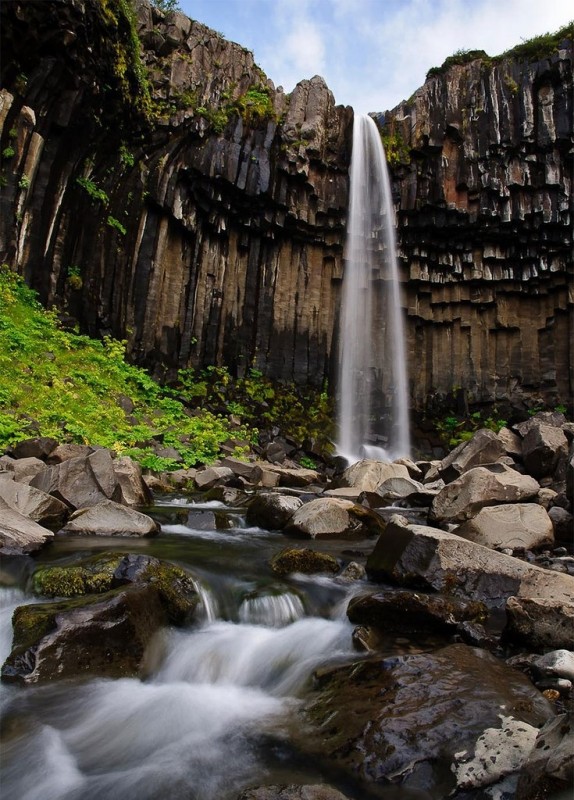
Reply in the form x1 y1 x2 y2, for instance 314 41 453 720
0 497 439 800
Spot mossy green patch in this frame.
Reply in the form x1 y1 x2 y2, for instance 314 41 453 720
32 554 126 598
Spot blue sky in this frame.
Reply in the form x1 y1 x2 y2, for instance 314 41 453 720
176 0 572 113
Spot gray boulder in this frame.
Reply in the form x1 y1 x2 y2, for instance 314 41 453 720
113 456 152 506
194 466 236 490
9 436 58 460
454 503 554 551
284 498 384 540
0 476 69 528
497 426 523 459
270 547 339 577
59 500 159 536
504 596 574 649
0 496 54 554
366 517 574 606
1 455 46 484
30 449 122 509
521 422 569 479
516 713 574 799
438 428 506 483
531 650 574 683
429 464 540 524
336 460 409 492
254 463 321 488
246 493 302 530
548 506 574 543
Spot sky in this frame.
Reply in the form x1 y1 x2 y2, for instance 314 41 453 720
176 0 572 114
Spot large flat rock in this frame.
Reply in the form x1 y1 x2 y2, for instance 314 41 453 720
0 496 54 554
366 517 574 606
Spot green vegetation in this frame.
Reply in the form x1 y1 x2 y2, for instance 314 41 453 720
2 145 15 160
76 176 110 205
0 267 252 468
185 84 278 135
18 175 30 190
153 0 181 11
436 410 507 448
379 117 410 167
426 22 573 79
107 214 127 235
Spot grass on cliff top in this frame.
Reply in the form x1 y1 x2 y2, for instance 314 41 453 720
426 21 573 79
0 266 252 470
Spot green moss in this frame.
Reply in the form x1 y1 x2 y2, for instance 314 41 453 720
270 548 339 577
32 555 125 598
378 117 411 167
143 562 198 624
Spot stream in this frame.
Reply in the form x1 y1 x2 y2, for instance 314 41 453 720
0 497 435 800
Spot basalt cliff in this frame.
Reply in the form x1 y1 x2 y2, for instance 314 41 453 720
0 0 572 417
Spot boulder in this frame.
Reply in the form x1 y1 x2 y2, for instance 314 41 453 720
335 460 409 492
514 411 567 437
438 428 506 483
347 590 487 635
0 496 54 554
255 463 321 488
429 464 540 524
497 426 523 459
531 650 574 683
194 466 235 490
516 713 574 799
1 585 166 684
504 596 574 649
112 456 153 506
548 506 573 543
366 517 574 606
59 500 159 536
246 493 303 530
453 503 554 551
30 449 122 509
373 475 426 501
270 547 339 577
301 643 554 796
9 436 58 460
221 456 262 483
0 476 69 528
521 422 569 479
284 498 384 540
2 455 46 484
47 443 94 463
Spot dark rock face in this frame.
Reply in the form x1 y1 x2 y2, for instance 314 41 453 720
302 643 554 796
0 1 572 409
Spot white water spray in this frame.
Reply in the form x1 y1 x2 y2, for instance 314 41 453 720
337 113 411 463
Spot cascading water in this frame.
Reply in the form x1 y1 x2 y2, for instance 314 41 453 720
337 113 411 463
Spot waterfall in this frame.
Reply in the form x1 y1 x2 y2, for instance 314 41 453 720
337 113 411 463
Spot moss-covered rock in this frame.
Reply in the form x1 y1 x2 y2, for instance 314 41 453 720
32 553 125 597
270 547 339 577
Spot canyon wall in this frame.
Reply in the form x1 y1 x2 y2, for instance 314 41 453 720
0 0 572 414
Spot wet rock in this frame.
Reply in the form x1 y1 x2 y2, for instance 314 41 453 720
521 422 569 479
59 499 159 536
30 449 123 509
237 785 352 800
270 547 339 577
335 460 409 492
246 493 303 530
0 496 54 554
453 503 554 551
504 597 574 650
0 476 69 529
429 464 540 524
32 553 124 597
366 516 574 606
1 585 166 684
347 590 487 635
301 643 554 796
336 561 366 582
284 498 384 540
516 713 574 799
531 650 574 683
438 428 506 483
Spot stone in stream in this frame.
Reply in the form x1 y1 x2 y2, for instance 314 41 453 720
246 492 303 530
237 786 353 800
503 597 574 650
2 554 199 684
59 499 159 536
284 498 385 540
515 713 574 799
301 643 554 797
333 459 409 492
270 548 339 577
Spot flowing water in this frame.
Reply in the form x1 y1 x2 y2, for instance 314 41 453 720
0 499 430 800
337 114 411 464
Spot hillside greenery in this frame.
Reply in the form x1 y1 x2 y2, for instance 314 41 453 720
426 22 573 79
0 267 334 469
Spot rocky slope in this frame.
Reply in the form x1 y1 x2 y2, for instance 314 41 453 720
0 0 572 414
